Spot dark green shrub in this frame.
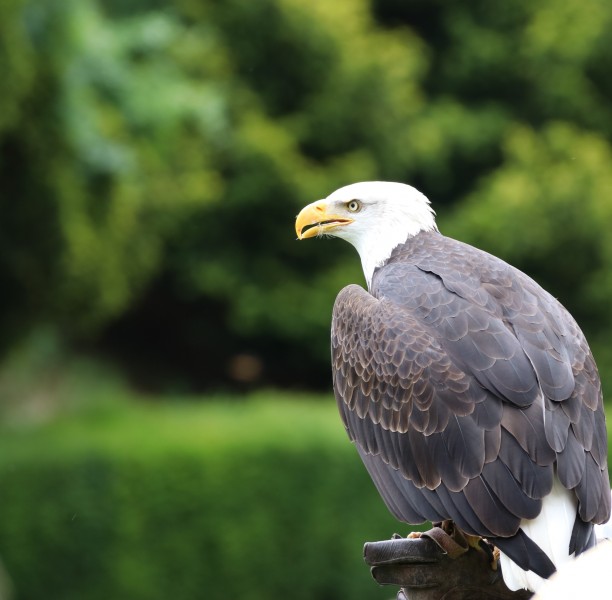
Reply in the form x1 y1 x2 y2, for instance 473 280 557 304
0 398 402 600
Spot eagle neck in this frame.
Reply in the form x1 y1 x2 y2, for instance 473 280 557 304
366 230 439 290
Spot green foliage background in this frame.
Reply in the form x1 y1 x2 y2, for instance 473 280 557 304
1 0 612 598
0 398 402 600
2 0 611 389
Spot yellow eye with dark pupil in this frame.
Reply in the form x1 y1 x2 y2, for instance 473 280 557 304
347 200 360 212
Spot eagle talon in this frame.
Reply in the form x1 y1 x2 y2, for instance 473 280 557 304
464 533 485 551
491 546 501 571
463 532 498 570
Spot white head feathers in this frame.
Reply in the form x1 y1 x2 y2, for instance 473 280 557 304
323 181 438 285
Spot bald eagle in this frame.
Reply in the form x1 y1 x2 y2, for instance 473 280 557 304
295 182 610 593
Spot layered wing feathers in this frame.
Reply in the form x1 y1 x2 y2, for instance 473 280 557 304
332 232 610 552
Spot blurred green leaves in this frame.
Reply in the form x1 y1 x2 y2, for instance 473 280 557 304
0 397 401 600
1 0 612 389
1 0 226 343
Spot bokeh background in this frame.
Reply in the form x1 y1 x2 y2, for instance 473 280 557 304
1 0 612 598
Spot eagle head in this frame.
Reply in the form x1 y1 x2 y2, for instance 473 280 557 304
295 181 437 285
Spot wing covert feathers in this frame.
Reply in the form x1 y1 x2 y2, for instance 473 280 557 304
331 231 610 563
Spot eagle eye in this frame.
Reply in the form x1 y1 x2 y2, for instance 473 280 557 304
346 200 361 213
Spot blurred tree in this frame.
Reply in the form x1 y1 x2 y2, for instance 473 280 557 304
0 0 225 349
1 0 612 391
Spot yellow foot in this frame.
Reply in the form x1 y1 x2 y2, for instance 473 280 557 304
491 546 500 571
463 533 484 551
438 521 497 568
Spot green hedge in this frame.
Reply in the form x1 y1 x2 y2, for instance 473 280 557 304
0 397 401 600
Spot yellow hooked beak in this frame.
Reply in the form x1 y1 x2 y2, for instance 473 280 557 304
295 200 354 240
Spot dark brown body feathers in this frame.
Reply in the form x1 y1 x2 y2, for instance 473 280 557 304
331 231 610 577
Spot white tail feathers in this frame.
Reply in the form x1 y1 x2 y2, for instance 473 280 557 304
500 477 577 593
